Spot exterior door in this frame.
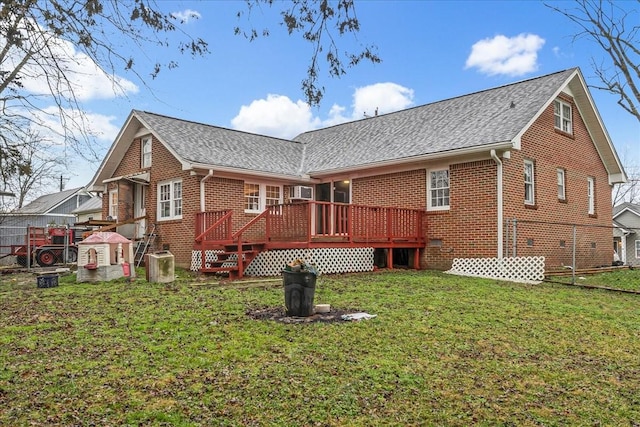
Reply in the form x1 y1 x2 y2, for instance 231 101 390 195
314 181 350 235
315 183 331 235
134 184 147 239
333 180 350 235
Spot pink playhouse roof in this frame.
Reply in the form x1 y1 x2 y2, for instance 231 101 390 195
81 232 131 244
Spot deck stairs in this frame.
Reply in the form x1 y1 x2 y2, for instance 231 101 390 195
199 243 264 279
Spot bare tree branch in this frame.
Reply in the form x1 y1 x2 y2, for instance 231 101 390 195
546 0 640 121
236 0 381 106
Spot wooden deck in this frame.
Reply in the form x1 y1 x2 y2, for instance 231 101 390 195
194 201 426 278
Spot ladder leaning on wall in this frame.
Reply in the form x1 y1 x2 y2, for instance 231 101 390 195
135 223 156 268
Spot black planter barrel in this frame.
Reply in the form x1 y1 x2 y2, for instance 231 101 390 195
283 270 317 317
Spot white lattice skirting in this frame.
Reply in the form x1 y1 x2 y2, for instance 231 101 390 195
191 247 374 276
446 256 545 284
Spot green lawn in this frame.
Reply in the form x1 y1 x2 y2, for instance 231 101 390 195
1 269 639 426
548 268 640 293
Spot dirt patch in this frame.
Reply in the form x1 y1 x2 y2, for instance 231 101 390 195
246 306 363 324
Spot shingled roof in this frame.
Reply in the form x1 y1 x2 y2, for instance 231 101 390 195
296 68 577 174
90 67 625 189
134 111 305 176
15 187 85 215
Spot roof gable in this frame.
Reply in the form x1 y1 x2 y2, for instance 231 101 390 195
613 202 640 220
90 111 306 189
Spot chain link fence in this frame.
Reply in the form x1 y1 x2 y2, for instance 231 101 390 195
504 219 621 273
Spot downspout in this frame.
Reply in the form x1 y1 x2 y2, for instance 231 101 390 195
490 150 503 258
200 170 214 212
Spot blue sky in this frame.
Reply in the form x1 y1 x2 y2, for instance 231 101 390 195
50 0 639 191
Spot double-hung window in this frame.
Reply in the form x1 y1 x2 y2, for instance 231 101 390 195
587 177 595 215
524 160 535 205
635 241 640 259
244 183 283 213
157 179 182 220
428 169 450 210
554 99 572 134
557 168 566 200
141 137 152 168
108 189 118 220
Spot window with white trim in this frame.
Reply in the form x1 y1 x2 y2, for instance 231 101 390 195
557 168 566 200
141 137 152 168
587 176 595 215
554 99 572 134
108 189 118 220
524 160 535 205
157 179 182 220
635 240 640 259
427 169 450 210
244 183 283 213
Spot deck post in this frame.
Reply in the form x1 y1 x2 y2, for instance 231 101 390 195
237 243 244 279
387 248 393 270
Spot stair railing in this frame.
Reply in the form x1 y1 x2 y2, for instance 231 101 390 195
195 210 232 243
231 208 272 278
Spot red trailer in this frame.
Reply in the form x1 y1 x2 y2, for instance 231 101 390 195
10 226 78 267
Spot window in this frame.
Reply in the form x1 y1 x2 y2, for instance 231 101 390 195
524 160 535 205
108 189 118 220
428 169 450 210
554 99 572 134
157 179 182 220
141 137 152 168
244 183 282 213
587 177 595 215
635 241 640 259
265 185 281 207
557 168 566 200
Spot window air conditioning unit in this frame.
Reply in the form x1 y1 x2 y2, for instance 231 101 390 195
290 185 313 200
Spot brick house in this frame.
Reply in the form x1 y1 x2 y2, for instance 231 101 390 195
88 67 625 276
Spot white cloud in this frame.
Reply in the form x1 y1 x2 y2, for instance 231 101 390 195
465 33 545 76
30 106 120 144
17 37 139 101
231 95 321 139
352 83 414 119
231 83 414 138
2 21 138 102
171 9 202 24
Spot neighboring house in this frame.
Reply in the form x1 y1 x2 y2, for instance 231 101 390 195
88 67 625 276
0 187 96 260
72 195 104 223
613 202 640 266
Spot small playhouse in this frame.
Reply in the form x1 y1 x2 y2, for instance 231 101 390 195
77 232 135 282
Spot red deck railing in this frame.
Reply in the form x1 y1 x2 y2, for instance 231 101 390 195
195 201 424 247
194 201 425 276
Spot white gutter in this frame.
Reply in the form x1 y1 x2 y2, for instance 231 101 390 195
187 162 319 183
200 169 214 212
490 149 503 258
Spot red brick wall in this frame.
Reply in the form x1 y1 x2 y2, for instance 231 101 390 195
351 166 497 270
102 136 201 267
347 94 613 271
502 95 613 268
352 170 426 209
425 160 498 270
